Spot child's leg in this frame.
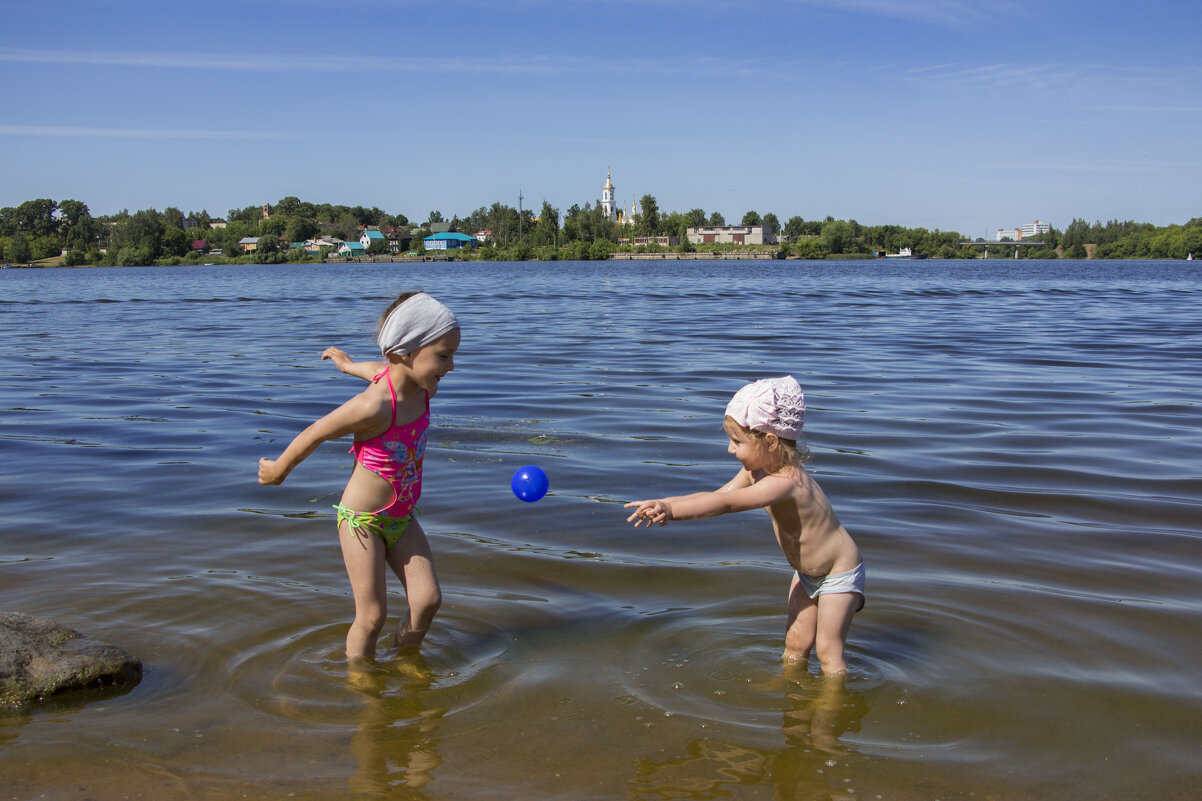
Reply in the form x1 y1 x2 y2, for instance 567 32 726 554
339 522 390 661
385 519 442 649
813 592 860 675
783 573 818 664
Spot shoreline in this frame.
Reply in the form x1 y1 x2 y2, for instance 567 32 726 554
5 253 1195 269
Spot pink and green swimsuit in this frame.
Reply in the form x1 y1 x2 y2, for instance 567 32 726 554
334 369 428 549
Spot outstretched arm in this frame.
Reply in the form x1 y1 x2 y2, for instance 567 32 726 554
258 393 381 485
624 471 793 527
322 347 386 382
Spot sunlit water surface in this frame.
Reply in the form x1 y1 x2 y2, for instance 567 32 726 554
1 260 1200 800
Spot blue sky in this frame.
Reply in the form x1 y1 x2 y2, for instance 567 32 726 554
2 0 1198 238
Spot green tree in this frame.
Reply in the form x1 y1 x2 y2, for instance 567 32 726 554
186 209 213 230
12 199 59 238
686 208 707 227
62 247 89 266
163 207 185 231
57 199 90 228
334 212 361 241
29 234 61 261
62 201 100 253
116 246 153 266
260 216 287 237
10 232 31 263
661 211 687 243
227 205 264 225
275 196 302 216
639 195 660 236
741 210 761 226
114 209 166 262
161 226 189 258
678 221 695 252
534 201 560 247
286 217 320 244
588 239 614 260
562 204 583 243
254 235 284 263
761 212 780 237
791 238 827 259
559 240 585 260
708 211 726 226
820 219 855 254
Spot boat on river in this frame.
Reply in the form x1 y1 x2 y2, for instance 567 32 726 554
876 247 927 260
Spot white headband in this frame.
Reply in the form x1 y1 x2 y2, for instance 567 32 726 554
725 376 805 439
377 292 459 356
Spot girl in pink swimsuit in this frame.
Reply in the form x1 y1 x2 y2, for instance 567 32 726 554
259 292 460 662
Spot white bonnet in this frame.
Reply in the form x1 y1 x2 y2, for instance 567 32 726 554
725 376 805 439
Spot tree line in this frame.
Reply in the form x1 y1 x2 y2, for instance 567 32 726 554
2 194 1198 266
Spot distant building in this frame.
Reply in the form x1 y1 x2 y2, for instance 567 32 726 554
475 229 494 244
359 229 387 249
619 235 680 247
686 225 775 245
997 220 1050 241
337 241 367 258
238 236 262 252
601 172 617 222
424 232 478 250
622 198 637 226
304 236 343 254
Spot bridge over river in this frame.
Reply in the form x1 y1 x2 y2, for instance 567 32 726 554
959 240 1047 258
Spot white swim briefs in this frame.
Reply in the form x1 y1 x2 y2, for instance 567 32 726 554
798 562 865 610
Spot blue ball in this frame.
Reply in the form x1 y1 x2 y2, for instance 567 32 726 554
511 465 549 502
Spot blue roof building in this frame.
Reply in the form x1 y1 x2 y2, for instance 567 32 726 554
424 232 478 250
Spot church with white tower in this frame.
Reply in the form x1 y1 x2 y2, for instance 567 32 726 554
601 171 617 222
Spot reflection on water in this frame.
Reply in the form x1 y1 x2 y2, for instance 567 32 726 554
631 674 868 800
779 670 867 755
1 261 1201 799
347 657 445 798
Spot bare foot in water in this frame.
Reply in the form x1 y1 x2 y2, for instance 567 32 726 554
394 617 427 650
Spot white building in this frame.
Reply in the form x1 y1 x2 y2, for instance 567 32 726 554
687 225 775 246
359 229 386 249
997 220 1051 241
601 172 617 222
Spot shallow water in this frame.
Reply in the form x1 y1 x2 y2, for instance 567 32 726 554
1 260 1200 800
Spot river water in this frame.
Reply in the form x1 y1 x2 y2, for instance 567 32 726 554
1 260 1200 800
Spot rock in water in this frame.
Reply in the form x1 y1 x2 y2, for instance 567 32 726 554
0 612 142 706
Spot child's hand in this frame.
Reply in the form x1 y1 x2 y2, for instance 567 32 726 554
624 500 671 527
321 347 353 373
258 457 286 485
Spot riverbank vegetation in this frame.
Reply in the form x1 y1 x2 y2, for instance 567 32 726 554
2 195 1198 267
